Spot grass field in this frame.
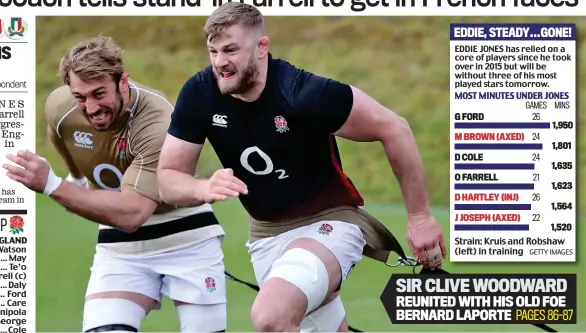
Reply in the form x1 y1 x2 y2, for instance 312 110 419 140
35 16 584 332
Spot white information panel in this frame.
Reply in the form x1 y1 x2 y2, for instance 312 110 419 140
449 23 576 262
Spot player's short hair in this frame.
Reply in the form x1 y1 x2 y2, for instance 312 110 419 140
58 35 125 86
204 2 264 41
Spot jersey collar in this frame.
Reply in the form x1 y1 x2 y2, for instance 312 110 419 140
126 81 140 114
107 81 137 134
257 52 277 101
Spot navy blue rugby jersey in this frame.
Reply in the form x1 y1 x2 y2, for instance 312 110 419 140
169 54 364 221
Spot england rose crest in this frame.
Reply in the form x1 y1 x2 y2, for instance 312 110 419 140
117 137 127 159
318 223 333 236
274 115 289 133
9 216 24 235
205 277 216 293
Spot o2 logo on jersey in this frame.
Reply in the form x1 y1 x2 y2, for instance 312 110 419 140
239 146 289 179
93 163 123 191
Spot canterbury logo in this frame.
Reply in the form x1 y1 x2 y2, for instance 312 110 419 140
73 131 93 149
212 114 227 128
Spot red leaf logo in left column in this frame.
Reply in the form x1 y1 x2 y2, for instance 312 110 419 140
9 216 24 235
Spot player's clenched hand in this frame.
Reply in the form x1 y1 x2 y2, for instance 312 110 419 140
201 168 248 203
3 150 57 194
406 212 446 270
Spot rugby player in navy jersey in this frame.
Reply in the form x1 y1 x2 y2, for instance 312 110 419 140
157 3 446 332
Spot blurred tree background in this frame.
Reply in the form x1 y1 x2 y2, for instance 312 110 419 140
36 16 585 211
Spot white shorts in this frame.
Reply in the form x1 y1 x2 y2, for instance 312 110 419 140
86 235 226 307
246 220 366 289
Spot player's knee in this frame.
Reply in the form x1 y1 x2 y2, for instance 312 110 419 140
250 305 300 332
301 295 346 332
250 248 327 331
250 288 285 332
250 298 295 332
267 247 329 314
83 298 146 332
176 303 226 332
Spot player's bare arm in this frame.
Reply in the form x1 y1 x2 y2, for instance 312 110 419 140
51 181 157 232
334 85 430 216
157 135 208 206
334 85 446 265
4 149 157 232
158 135 248 206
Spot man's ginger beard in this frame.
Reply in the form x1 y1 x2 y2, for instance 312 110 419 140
215 53 259 95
